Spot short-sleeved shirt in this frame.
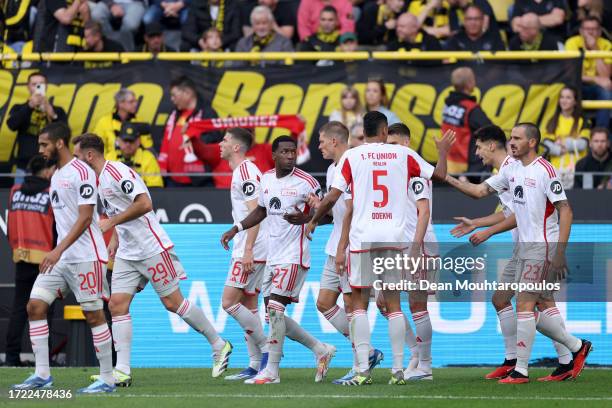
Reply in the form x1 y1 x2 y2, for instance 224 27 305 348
332 143 435 251
230 160 267 261
258 168 323 267
50 158 107 263
512 0 568 40
565 35 612 77
485 157 567 259
405 177 438 250
325 163 350 257
98 161 173 261
497 156 518 243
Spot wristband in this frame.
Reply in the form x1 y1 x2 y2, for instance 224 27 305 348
234 222 244 232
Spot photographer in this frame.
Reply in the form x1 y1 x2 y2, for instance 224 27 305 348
115 122 164 188
7 73 67 185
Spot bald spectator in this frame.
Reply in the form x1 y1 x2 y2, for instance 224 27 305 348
297 0 355 41
386 13 441 52
511 0 567 43
444 5 505 52
509 12 560 50
441 67 492 177
357 0 406 46
447 0 499 36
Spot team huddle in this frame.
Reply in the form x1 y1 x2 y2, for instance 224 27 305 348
11 111 592 393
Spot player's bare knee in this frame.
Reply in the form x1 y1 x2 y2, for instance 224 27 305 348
26 299 48 320
83 309 106 327
492 294 512 311
316 297 334 314
109 298 129 316
161 296 180 313
222 297 238 312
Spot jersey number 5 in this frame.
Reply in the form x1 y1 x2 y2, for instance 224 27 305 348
373 170 389 208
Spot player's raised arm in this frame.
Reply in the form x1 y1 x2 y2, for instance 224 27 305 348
221 205 267 250
99 193 153 233
445 174 497 199
431 129 456 182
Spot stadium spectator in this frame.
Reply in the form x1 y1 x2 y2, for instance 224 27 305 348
298 6 341 52
181 0 242 51
572 0 611 34
82 21 125 68
329 86 365 131
233 5 293 67
5 155 55 367
338 32 358 51
240 0 297 40
365 78 401 125
565 17 611 128
441 67 492 177
542 86 589 170
2 0 33 52
297 0 355 41
511 0 567 43
115 123 164 188
447 0 498 36
198 28 226 67
356 0 406 46
349 124 365 147
7 72 67 185
574 127 612 189
408 0 451 39
508 12 560 51
88 0 145 51
142 22 177 53
386 12 442 52
158 76 217 187
444 5 505 52
93 88 153 160
36 0 90 52
142 0 190 27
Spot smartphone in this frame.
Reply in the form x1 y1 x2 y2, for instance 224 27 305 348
35 83 46 97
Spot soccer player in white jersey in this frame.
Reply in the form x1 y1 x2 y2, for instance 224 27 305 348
12 123 114 393
71 134 233 384
314 122 384 384
306 112 455 385
217 128 268 381
445 123 592 384
450 125 580 382
221 135 336 385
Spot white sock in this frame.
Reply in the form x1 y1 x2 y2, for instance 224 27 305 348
347 312 359 372
388 312 405 373
536 307 581 355
224 304 266 370
403 313 418 361
516 311 536 376
351 309 371 373
177 299 224 351
248 308 265 369
91 323 114 385
323 305 350 337
266 300 286 377
111 314 132 375
413 311 432 372
497 305 517 361
29 320 50 379
285 315 326 355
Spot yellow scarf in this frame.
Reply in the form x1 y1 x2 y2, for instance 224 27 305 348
213 0 225 34
201 58 225 68
251 33 274 52
316 28 340 43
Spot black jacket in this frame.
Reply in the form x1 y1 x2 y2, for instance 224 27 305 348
444 28 505 52
181 0 242 51
574 151 612 189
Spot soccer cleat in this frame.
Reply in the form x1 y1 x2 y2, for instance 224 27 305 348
244 353 269 384
315 343 336 383
571 339 592 379
252 370 280 384
225 367 258 381
485 359 517 380
537 363 574 382
342 374 372 386
212 340 233 378
368 349 384 372
388 371 406 385
77 379 116 394
90 369 132 387
332 368 356 385
12 374 53 390
404 368 433 381
498 370 529 384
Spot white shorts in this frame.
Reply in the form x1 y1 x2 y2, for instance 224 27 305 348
31 260 108 305
225 259 266 296
262 264 308 303
517 258 556 298
320 256 352 294
112 250 186 298
499 253 520 284
347 249 403 289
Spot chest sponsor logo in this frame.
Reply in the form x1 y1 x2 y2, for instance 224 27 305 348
514 185 524 199
269 197 282 210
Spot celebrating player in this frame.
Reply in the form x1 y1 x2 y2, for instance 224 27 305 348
72 134 233 385
445 123 592 384
306 112 455 385
12 123 114 393
221 135 336 385
217 128 268 381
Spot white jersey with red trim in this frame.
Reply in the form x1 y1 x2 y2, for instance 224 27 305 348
325 163 352 257
258 167 322 267
50 158 107 263
497 155 519 243
485 156 567 259
406 178 439 256
332 143 435 252
98 161 173 261
230 160 267 260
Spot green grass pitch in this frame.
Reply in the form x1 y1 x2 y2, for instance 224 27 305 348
2 367 612 408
